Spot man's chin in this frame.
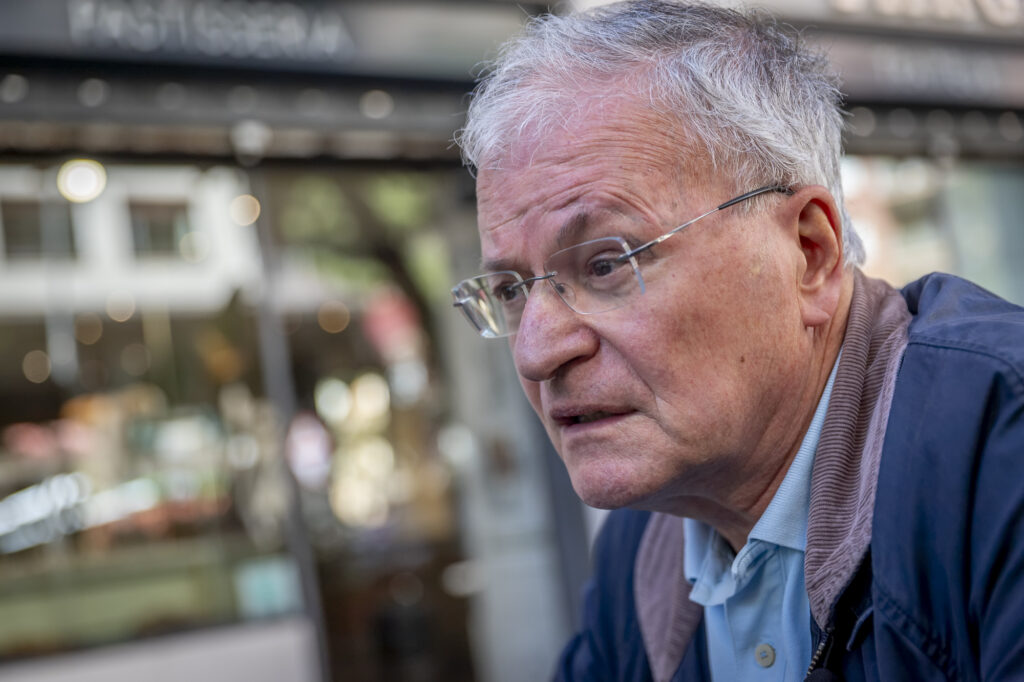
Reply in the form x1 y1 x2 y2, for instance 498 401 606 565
571 474 649 511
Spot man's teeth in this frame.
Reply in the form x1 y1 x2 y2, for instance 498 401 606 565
575 411 612 424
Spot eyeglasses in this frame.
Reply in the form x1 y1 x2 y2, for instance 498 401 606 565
452 185 793 339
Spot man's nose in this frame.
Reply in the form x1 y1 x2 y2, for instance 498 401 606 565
512 281 598 383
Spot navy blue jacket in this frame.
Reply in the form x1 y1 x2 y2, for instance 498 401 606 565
556 273 1024 681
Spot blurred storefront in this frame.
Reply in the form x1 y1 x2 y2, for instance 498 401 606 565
0 2 583 682
749 0 1024 301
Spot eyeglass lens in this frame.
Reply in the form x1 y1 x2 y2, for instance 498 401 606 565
454 237 640 337
545 237 639 313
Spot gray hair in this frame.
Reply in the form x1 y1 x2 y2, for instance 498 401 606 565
456 0 865 266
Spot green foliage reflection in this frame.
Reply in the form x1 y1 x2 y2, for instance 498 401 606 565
280 176 358 246
363 174 435 235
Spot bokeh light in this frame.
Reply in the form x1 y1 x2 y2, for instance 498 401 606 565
359 89 394 120
349 373 390 425
56 159 107 203
229 193 261 225
22 350 51 384
317 300 350 334
105 291 135 322
314 378 351 425
120 343 152 377
74 313 103 345
0 74 28 103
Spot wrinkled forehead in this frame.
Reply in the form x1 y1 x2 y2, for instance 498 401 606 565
475 91 708 202
473 105 718 271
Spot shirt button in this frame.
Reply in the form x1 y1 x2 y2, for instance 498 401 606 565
754 643 776 668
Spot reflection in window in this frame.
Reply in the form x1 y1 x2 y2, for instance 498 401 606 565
1 200 76 260
844 156 1024 304
0 164 478 680
129 202 190 258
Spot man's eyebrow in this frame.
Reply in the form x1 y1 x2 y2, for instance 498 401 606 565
479 212 591 273
558 207 642 249
556 211 591 251
478 208 629 273
479 255 517 273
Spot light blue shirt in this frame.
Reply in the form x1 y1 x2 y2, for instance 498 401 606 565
683 358 838 681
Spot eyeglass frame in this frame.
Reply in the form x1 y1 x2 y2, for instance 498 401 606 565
452 184 794 338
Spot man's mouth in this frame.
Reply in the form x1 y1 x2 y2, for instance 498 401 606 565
572 411 616 425
551 407 630 427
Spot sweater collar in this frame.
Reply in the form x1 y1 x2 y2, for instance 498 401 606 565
804 270 912 629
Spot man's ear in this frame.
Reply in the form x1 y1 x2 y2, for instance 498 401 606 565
787 186 844 327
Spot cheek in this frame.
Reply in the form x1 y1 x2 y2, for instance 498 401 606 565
621 275 779 409
628 276 734 366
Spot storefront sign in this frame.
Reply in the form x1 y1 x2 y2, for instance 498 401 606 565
712 0 1024 105
0 0 529 79
820 34 1024 107
697 0 1024 39
66 0 355 62
830 0 1022 29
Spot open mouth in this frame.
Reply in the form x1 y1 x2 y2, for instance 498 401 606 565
572 411 616 425
552 405 632 428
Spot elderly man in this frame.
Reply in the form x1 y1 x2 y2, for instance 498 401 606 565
450 1 1024 680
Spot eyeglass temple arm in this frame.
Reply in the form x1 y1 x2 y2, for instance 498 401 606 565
620 185 793 260
716 185 793 210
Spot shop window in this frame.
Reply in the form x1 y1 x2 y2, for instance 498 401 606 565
0 312 302 662
130 202 190 258
0 200 76 260
0 172 302 665
0 164 505 681
844 156 1024 304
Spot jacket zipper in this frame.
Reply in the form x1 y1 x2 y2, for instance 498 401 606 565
805 627 834 677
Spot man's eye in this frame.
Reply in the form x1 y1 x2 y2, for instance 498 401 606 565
586 254 626 277
494 282 524 303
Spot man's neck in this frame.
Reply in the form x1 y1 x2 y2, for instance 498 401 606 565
683 273 853 552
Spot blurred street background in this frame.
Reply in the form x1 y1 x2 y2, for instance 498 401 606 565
0 1 1020 681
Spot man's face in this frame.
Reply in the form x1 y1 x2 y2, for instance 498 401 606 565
475 96 813 514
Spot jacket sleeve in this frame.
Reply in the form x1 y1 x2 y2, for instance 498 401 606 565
554 509 654 682
969 365 1024 679
873 335 1024 681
